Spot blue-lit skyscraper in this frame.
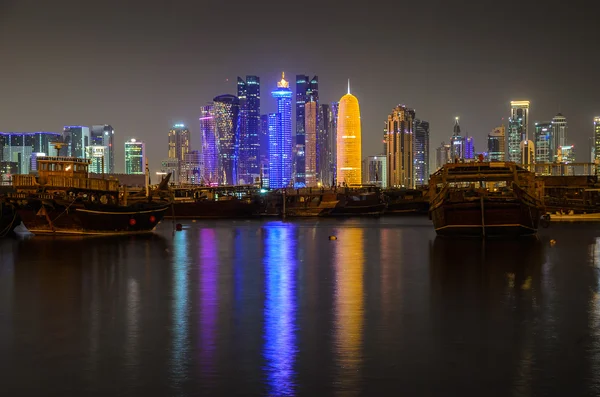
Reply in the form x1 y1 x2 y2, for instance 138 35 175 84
237 76 260 185
90 125 114 173
213 95 240 185
200 104 218 184
465 136 475 160
270 73 293 189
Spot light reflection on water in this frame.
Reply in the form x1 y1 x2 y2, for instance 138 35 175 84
171 229 190 387
199 228 218 383
262 223 298 396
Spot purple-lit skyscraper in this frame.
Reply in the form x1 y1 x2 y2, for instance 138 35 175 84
269 73 293 189
213 95 240 185
200 104 218 185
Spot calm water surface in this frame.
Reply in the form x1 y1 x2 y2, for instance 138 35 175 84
1 217 600 396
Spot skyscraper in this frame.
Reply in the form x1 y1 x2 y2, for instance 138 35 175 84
520 139 535 165
213 95 240 185
168 124 190 163
295 74 318 186
362 155 387 188
450 117 464 161
413 119 430 187
304 98 318 186
182 150 202 184
594 117 600 165
336 82 362 186
435 142 451 170
329 102 339 186
237 76 260 185
200 104 218 184
386 105 413 188
551 113 568 159
317 104 331 186
465 136 475 160
534 122 552 163
487 126 506 161
63 126 90 158
90 125 114 173
259 114 269 186
125 138 145 175
269 73 293 189
508 100 530 163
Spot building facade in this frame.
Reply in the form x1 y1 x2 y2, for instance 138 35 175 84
465 136 475 160
0 132 61 174
595 117 600 165
90 125 114 173
534 122 552 163
336 85 362 186
168 123 190 179
237 76 260 185
317 103 331 186
450 117 464 161
487 126 505 162
63 126 90 158
304 98 318 186
213 95 240 185
259 114 269 186
435 142 451 170
413 119 429 187
520 139 535 166
386 105 413 188
200 104 218 185
362 155 387 188
329 102 339 186
551 113 567 160
125 138 145 175
294 75 318 187
508 100 530 163
182 150 202 184
269 74 293 189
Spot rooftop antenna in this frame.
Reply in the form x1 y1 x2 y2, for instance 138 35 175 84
347 79 350 94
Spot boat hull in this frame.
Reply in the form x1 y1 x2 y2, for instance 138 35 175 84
0 202 21 238
328 203 386 217
8 198 169 235
431 199 541 237
167 199 259 219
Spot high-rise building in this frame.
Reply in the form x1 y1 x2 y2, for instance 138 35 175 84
534 122 552 163
413 119 430 187
182 150 202 184
450 117 464 161
85 146 107 174
362 155 387 188
508 100 530 163
329 102 339 186
168 123 190 177
304 98 318 186
557 145 575 163
594 117 600 165
125 138 145 175
90 125 114 173
32 132 62 156
213 95 240 185
63 126 90 158
200 104 218 185
465 136 475 160
0 132 61 174
435 142 451 170
336 82 362 186
487 126 506 162
295 75 318 187
160 158 180 184
317 104 331 186
551 113 568 160
386 105 413 188
259 114 269 186
269 73 293 188
237 76 260 185
520 140 535 166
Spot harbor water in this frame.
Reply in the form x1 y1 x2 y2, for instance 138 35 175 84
1 217 600 396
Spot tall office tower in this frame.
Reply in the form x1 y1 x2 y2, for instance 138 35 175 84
551 113 568 159
317 103 331 186
125 138 145 175
266 113 279 188
304 98 318 186
329 102 339 186
0 133 34 174
237 76 260 185
182 150 202 184
31 132 61 156
63 126 90 158
435 142 451 170
269 73 293 189
465 136 475 160
295 74 319 186
487 126 506 162
508 100 530 163
595 117 600 165
200 104 218 184
558 145 575 163
168 123 190 171
413 119 430 187
336 82 362 186
450 117 464 161
385 105 413 188
90 125 114 173
213 95 240 185
520 139 535 165
259 114 270 185
362 155 387 188
534 122 552 163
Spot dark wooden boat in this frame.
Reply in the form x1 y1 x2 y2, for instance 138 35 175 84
328 188 386 217
283 189 339 217
0 201 21 238
383 188 429 215
5 156 168 235
428 162 545 237
167 186 260 219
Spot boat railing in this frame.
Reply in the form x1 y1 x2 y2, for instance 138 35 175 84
12 174 119 192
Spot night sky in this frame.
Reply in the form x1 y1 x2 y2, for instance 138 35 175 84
1 0 598 173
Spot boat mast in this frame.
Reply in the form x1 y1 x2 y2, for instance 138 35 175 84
145 159 150 199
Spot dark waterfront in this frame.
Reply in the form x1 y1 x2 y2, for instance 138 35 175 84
1 218 600 396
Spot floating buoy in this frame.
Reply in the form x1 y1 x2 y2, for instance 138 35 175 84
550 239 556 246
192 220 196 223
176 223 183 231
329 235 337 240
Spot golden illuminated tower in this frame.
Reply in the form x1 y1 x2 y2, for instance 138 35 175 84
336 80 362 186
304 98 318 186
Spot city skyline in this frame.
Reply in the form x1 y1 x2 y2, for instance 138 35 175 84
0 1 597 175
